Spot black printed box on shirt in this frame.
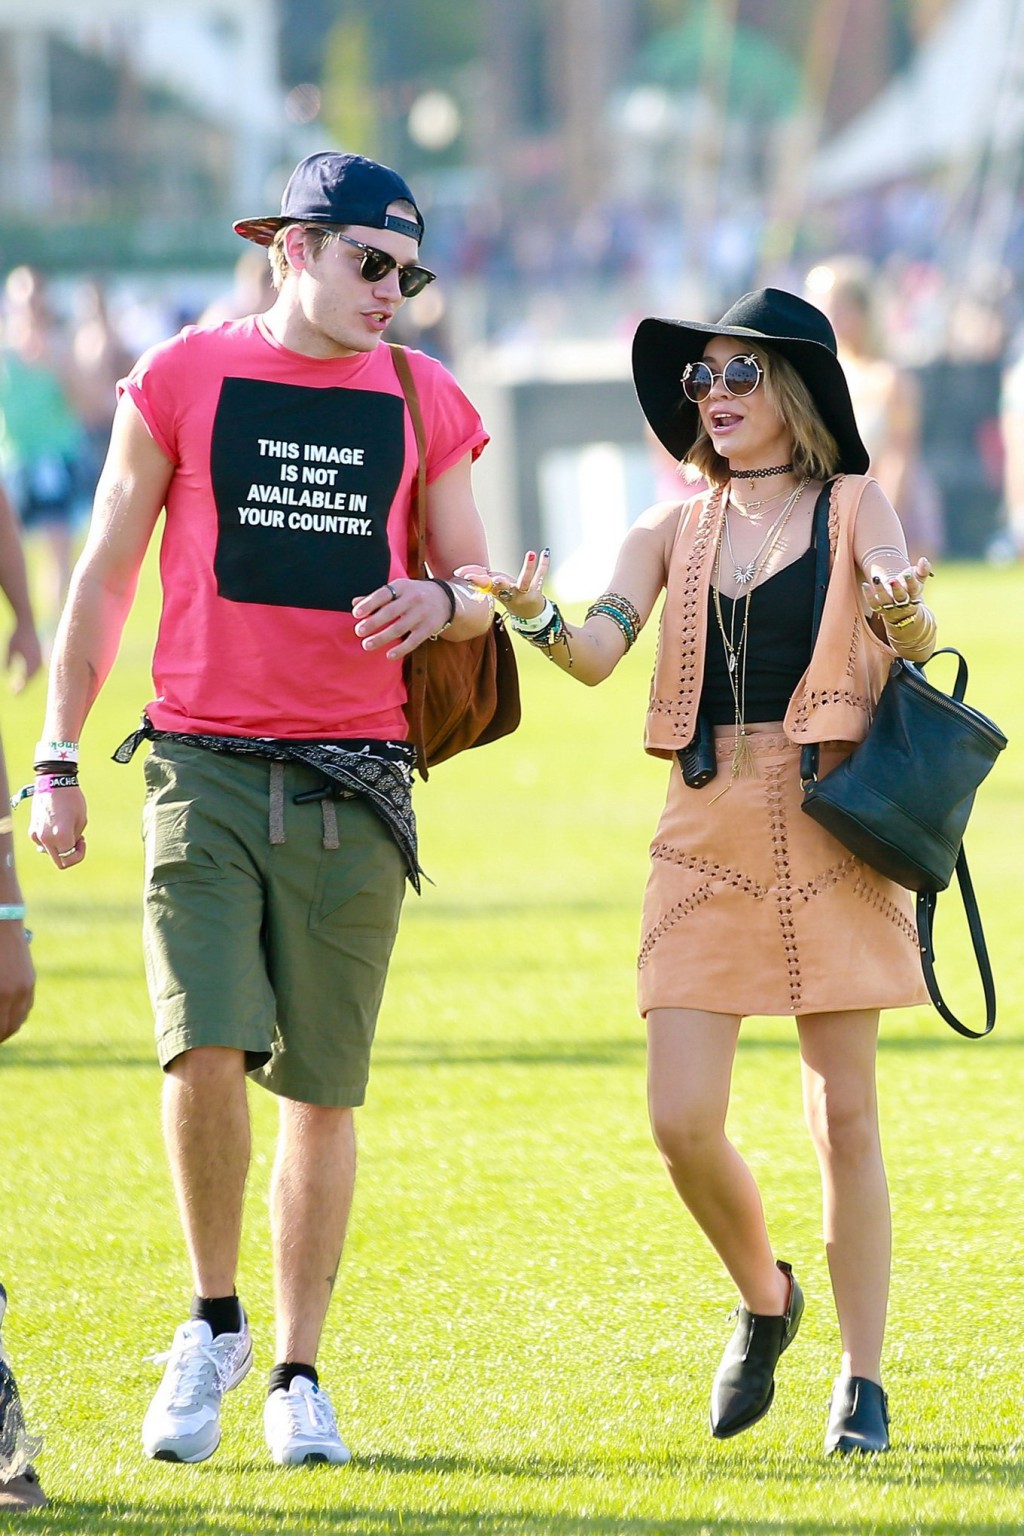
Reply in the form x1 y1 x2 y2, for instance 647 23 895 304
210 378 405 611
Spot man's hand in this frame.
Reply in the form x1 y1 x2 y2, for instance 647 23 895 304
352 578 457 660
29 786 88 869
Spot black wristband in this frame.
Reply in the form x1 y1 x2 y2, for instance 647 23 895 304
427 577 457 639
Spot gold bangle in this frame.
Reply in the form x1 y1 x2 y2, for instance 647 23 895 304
0 815 12 836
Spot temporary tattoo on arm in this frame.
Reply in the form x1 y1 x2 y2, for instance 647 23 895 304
860 544 906 571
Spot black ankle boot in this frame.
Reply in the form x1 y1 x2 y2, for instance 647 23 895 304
709 1260 804 1439
824 1375 890 1454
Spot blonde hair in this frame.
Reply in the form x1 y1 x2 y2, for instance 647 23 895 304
268 225 333 289
686 344 841 486
268 199 421 290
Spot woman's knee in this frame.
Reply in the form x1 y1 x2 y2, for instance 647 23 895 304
648 1095 723 1173
805 1081 879 1161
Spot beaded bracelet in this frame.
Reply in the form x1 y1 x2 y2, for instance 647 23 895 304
585 595 641 651
35 773 80 793
523 604 574 668
591 590 641 632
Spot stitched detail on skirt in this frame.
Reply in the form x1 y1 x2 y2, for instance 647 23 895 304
792 853 860 903
637 882 716 970
850 869 920 946
649 843 767 898
764 764 803 1012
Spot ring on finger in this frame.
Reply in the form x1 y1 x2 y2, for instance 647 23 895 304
386 582 399 601
58 847 77 858
495 585 516 601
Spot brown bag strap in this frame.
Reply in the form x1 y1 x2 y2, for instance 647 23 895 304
388 343 429 773
389 343 428 578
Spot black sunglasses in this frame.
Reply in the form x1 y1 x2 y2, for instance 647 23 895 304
332 233 436 298
680 352 763 403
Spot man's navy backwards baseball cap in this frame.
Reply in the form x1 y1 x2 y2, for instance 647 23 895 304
233 152 424 246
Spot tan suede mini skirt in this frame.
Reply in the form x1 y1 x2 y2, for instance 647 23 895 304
637 733 928 1018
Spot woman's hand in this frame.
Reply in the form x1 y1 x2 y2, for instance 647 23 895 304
862 556 933 620
455 549 550 620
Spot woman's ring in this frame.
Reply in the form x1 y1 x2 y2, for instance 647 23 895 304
58 848 76 858
495 585 516 601
386 582 399 601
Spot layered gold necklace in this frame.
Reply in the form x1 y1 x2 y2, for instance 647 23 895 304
710 476 808 787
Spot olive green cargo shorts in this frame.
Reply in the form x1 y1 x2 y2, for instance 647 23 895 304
141 740 406 1106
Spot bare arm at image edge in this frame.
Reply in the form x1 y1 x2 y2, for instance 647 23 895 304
0 484 42 692
0 731 34 1042
28 395 172 869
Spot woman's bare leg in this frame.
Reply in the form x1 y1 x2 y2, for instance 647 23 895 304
797 1009 888 1383
647 1008 789 1314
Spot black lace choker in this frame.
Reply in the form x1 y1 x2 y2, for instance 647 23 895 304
735 463 793 480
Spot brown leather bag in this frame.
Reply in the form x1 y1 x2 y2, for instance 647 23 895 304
390 345 521 779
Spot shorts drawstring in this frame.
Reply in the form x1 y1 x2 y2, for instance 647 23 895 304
320 799 340 850
270 760 341 849
269 762 286 845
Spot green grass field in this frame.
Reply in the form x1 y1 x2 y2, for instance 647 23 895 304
1 556 1022 1535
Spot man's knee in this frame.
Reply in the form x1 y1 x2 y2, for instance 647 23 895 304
166 1043 248 1088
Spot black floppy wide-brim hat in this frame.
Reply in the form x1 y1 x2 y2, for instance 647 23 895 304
632 287 870 475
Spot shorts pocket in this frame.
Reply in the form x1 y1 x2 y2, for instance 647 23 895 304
143 758 226 890
310 810 404 930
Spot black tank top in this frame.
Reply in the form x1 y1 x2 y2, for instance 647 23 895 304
700 545 816 725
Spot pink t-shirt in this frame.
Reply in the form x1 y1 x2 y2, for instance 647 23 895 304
120 317 488 739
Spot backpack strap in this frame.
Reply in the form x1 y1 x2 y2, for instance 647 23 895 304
916 851 996 1037
389 343 428 577
389 343 430 776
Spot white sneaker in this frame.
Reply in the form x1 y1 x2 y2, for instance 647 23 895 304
142 1317 253 1463
264 1377 351 1466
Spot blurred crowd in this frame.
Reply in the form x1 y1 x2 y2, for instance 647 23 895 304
0 256 277 636
3 217 1024 635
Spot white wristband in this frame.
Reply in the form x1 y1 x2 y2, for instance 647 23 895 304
34 739 79 766
509 598 555 635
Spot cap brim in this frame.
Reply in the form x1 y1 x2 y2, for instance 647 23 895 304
233 216 286 246
632 316 870 475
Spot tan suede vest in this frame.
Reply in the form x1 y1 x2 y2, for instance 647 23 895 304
644 474 896 759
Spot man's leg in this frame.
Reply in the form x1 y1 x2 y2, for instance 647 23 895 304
142 1045 255 1463
271 1098 356 1366
259 785 405 1465
163 1046 250 1297
261 1099 356 1467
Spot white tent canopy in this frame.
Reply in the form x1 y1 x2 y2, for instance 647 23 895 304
811 0 1024 196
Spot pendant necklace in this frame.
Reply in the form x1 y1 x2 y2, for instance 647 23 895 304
723 476 808 587
709 479 807 791
729 480 797 520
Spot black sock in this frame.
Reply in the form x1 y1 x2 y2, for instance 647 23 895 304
268 1361 318 1395
190 1293 243 1338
